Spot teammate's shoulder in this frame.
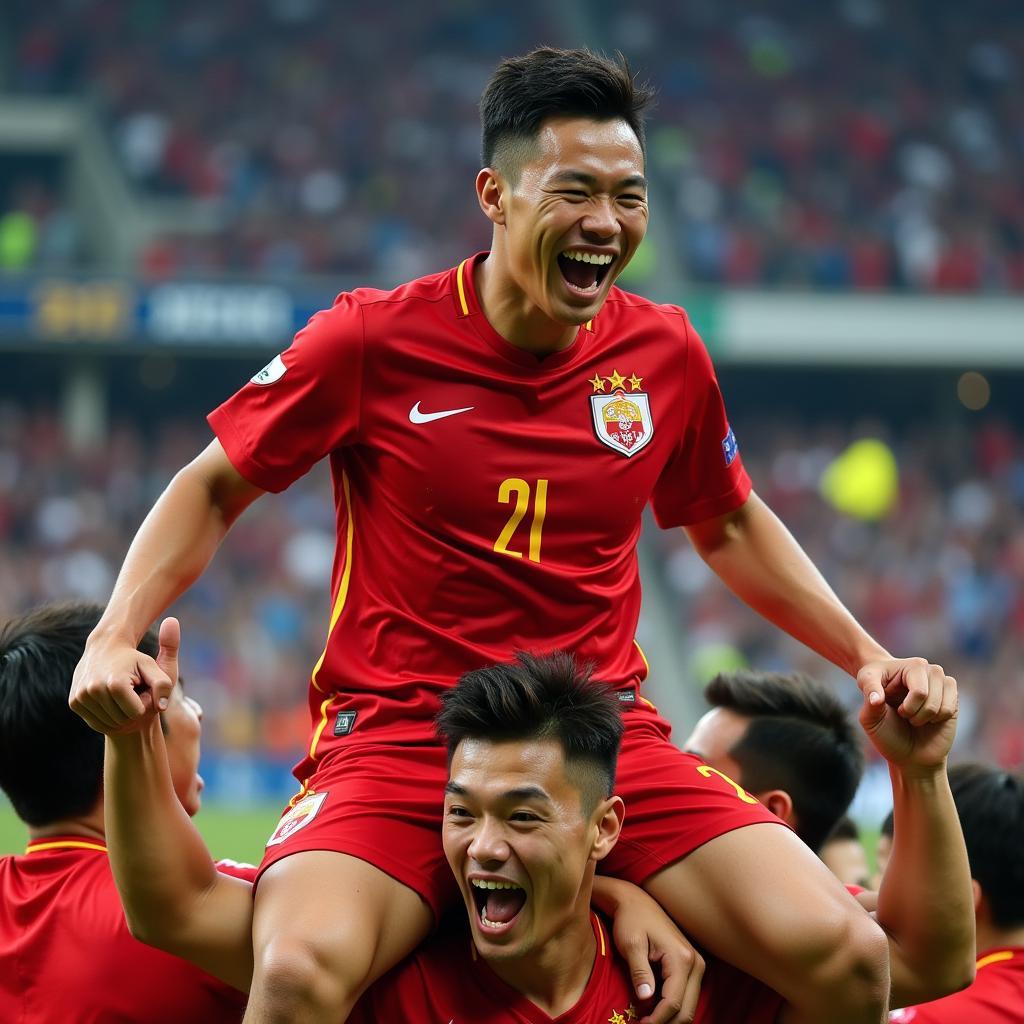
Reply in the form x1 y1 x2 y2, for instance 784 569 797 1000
602 286 697 334
342 264 457 313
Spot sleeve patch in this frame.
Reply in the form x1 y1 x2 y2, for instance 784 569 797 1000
722 426 739 466
250 353 287 386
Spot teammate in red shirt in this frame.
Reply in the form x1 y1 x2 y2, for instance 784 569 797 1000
0 603 252 1023
683 668 975 1009
889 763 1024 1024
72 48 957 1024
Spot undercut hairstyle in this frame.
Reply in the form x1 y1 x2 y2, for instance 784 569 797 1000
436 650 624 813
0 603 158 827
480 47 655 181
704 670 865 853
947 762 1024 928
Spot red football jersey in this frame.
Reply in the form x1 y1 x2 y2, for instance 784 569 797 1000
210 253 749 760
348 911 782 1024
889 947 1024 1024
0 837 253 1023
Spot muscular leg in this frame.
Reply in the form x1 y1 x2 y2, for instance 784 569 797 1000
244 851 433 1023
644 823 889 1024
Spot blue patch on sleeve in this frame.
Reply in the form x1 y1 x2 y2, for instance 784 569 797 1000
722 426 739 466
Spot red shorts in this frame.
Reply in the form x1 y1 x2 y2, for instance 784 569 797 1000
256 702 783 920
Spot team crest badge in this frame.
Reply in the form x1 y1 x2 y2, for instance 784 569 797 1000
266 791 328 847
589 369 653 458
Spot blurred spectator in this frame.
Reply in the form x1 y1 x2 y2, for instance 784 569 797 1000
3 1 1021 291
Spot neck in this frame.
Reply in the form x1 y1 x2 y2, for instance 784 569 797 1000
28 801 105 844
475 250 579 356
484 899 597 1017
976 920 1024 955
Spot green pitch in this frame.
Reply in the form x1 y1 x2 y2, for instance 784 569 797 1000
0 801 281 864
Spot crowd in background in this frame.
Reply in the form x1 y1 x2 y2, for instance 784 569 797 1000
5 0 1024 290
1 400 1021 779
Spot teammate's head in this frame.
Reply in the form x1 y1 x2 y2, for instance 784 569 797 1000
684 670 864 853
0 603 204 827
947 762 1024 931
477 48 654 326
819 816 870 889
436 651 625 963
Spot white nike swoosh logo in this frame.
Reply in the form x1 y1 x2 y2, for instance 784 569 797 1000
409 401 475 424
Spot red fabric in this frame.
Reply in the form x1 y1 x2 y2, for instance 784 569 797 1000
0 838 250 1023
348 911 783 1023
209 252 750 763
890 948 1024 1023
255 711 783 918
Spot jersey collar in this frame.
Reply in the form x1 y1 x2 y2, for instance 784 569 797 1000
453 253 596 373
24 836 108 855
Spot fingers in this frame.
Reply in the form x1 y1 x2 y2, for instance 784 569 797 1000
640 947 704 1024
901 662 954 726
154 616 181 710
70 672 148 734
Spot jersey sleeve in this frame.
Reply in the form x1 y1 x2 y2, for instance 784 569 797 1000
214 859 259 883
650 312 751 528
207 293 365 493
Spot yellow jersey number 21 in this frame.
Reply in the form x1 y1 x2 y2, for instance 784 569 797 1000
493 478 549 563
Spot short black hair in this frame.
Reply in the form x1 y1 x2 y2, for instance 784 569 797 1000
704 670 865 853
948 762 1024 929
0 603 158 827
480 47 654 180
436 650 623 813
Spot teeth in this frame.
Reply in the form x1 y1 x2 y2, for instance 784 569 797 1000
481 915 507 928
471 879 522 890
561 250 613 265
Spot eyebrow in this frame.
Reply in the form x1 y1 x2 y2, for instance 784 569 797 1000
445 781 553 803
549 170 648 191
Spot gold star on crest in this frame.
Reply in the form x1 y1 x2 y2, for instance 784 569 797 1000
606 369 626 391
628 374 643 392
608 1012 627 1024
589 373 607 393
625 1007 639 1021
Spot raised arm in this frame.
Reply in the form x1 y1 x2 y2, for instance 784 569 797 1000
684 491 955 722
71 440 263 732
103 617 256 991
859 678 975 1008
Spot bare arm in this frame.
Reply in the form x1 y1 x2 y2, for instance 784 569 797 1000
71 440 263 732
860 686 975 1007
104 618 255 991
685 492 955 721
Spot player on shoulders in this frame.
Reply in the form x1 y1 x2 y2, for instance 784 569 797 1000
72 47 956 1024
890 763 1024 1024
685 668 976 1008
0 603 251 1023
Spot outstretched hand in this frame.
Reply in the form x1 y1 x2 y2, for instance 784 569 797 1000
69 625 174 735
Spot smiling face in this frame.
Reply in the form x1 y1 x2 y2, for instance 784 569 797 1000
443 736 622 965
478 116 649 328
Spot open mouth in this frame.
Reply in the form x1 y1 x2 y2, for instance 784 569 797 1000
471 878 527 933
557 249 615 297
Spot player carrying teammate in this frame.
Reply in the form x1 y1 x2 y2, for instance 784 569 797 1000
0 603 250 1023
72 48 957 1024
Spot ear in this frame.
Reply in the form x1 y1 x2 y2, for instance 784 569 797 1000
758 789 795 828
971 879 985 918
476 167 507 227
590 795 625 863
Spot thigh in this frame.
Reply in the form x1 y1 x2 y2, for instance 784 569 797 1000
257 741 457 921
253 849 433 990
603 717 782 883
644 822 872 1001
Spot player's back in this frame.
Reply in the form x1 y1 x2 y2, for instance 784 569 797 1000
0 839 247 1023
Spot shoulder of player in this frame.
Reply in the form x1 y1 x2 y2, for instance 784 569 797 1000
602 287 697 337
341 265 459 317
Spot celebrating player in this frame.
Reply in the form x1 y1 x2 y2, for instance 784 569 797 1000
71 47 956 1024
0 603 251 1023
684 668 976 1007
890 763 1024 1023
104 642 782 1023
